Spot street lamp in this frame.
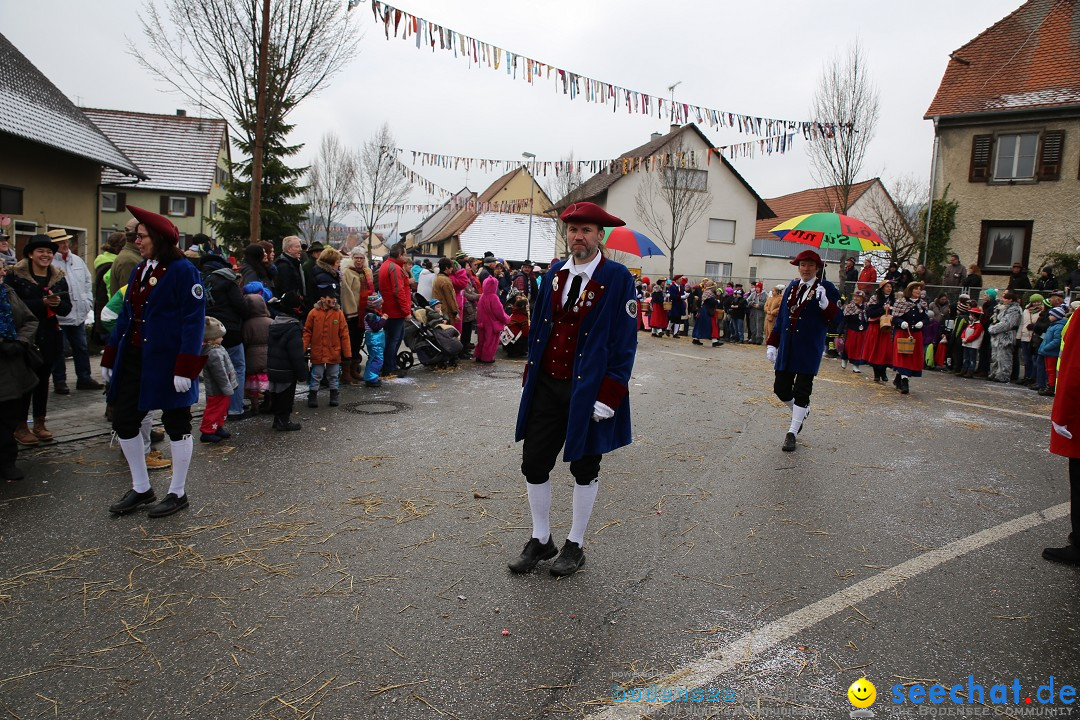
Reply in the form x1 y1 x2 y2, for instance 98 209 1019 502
522 151 536 263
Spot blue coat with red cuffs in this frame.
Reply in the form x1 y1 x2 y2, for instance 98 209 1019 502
101 256 206 411
515 255 638 462
767 278 840 375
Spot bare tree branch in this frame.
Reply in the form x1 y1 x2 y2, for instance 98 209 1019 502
306 132 358 248
861 175 924 270
634 140 712 279
807 40 880 213
357 123 411 259
543 153 584 258
133 0 361 144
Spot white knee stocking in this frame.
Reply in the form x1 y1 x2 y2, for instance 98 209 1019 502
119 436 151 493
527 481 551 543
567 481 599 546
789 405 809 435
167 435 193 498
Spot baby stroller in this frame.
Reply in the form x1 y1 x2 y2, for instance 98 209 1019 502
402 307 463 372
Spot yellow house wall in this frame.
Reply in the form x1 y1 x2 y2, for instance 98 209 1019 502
932 117 1080 279
0 134 101 257
491 170 552 213
98 128 230 246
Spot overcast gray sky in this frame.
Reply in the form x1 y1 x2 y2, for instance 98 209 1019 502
2 0 1023 229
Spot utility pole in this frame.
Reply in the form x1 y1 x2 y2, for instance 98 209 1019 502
522 152 536 263
249 0 272 245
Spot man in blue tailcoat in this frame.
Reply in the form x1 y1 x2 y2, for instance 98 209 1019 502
766 249 840 452
509 201 638 577
101 205 206 518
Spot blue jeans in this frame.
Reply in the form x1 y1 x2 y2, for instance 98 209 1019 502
1021 340 1036 381
52 324 93 384
962 347 978 371
1035 353 1048 390
732 318 744 341
309 363 340 392
382 317 405 373
225 343 246 416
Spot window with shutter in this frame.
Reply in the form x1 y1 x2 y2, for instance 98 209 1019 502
160 196 169 214
1037 130 1065 181
969 134 993 182
185 197 196 216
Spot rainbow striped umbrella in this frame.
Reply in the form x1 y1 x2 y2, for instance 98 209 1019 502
769 212 889 252
603 226 665 258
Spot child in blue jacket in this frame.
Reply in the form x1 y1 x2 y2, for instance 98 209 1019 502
1038 305 1069 396
363 294 387 387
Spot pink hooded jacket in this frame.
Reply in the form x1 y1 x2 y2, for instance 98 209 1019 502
476 276 509 333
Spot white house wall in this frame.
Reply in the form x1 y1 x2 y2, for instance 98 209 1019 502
600 132 760 281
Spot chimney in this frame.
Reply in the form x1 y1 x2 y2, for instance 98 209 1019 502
176 109 187 117
650 131 662 141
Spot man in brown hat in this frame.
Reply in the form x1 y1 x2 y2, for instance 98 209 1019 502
766 249 840 452
49 229 102 393
509 201 638 577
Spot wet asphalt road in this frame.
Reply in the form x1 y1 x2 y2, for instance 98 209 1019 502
0 335 1074 720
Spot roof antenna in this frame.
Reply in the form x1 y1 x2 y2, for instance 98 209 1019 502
667 81 682 124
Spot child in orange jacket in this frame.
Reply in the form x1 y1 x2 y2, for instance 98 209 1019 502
303 292 351 408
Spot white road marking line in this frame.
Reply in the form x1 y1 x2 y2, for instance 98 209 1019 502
589 502 1068 719
940 398 1050 420
657 350 716 362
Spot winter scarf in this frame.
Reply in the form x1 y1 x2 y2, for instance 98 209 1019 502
0 284 15 341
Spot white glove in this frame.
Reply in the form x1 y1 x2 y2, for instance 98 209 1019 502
915 321 924 329
101 366 112 384
1053 422 1073 440
173 375 192 393
591 401 614 422
901 321 910 330
815 285 828 309
766 345 778 364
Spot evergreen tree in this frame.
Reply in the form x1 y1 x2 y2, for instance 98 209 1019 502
918 184 959 276
210 90 308 253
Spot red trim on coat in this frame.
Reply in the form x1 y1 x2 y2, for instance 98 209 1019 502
596 375 628 409
174 353 208 379
101 345 117 369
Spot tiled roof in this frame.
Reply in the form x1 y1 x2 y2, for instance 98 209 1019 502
753 178 879 239
424 167 547 246
459 212 556 263
83 108 228 193
561 123 775 220
925 0 1080 118
0 33 143 177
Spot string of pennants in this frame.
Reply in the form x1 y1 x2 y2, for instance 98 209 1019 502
389 155 452 197
349 0 838 141
386 133 797 180
347 196 536 214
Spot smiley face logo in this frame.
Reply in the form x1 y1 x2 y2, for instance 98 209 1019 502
848 678 876 708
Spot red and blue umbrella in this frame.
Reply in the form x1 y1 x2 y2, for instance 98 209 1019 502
603 227 665 258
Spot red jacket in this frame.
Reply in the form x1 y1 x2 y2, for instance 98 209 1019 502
1051 316 1078 458
378 258 412 319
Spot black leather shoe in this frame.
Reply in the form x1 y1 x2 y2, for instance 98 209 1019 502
0 462 24 481
900 378 910 395
307 392 318 408
782 432 797 452
76 378 104 390
508 537 557 573
148 493 189 518
550 540 586 576
54 382 71 395
149 428 166 443
273 418 302 431
1042 543 1080 565
109 488 156 515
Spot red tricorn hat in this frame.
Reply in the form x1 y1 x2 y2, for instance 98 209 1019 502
127 205 179 246
559 201 625 228
790 249 824 267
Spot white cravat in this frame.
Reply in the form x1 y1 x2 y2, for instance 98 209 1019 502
140 260 159 283
559 252 602 307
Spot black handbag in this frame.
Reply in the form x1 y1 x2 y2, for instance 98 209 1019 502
23 341 44 369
